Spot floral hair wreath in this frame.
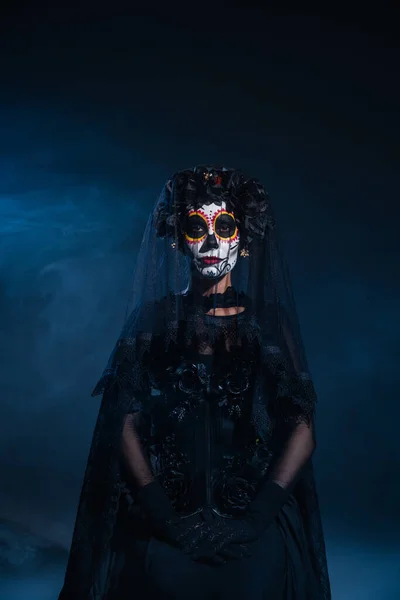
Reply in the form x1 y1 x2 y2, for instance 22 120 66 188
154 165 275 252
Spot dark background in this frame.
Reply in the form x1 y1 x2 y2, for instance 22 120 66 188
0 3 399 598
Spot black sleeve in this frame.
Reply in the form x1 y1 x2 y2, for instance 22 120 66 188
262 343 318 492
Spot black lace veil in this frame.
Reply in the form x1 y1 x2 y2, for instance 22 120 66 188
59 166 331 599
94 166 313 394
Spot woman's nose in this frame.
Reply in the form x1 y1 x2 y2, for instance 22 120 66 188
200 233 219 252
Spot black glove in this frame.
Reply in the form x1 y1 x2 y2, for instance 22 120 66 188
136 480 255 565
185 481 289 563
244 479 290 535
206 479 290 558
180 516 257 564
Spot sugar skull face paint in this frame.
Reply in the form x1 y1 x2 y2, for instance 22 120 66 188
184 201 240 278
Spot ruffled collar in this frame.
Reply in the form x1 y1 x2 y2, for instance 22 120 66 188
201 286 248 313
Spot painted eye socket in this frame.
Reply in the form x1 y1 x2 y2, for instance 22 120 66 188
185 214 207 241
214 213 237 240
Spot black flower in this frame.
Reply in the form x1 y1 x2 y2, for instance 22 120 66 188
225 370 250 395
216 474 257 515
211 362 251 397
174 362 203 395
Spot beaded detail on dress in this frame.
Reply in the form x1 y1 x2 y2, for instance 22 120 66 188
142 342 272 517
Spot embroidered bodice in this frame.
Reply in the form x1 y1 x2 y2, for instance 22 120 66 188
136 313 273 518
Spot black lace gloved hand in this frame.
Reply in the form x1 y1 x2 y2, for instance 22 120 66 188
245 480 290 534
177 481 290 563
218 480 290 551
178 517 257 564
136 480 256 565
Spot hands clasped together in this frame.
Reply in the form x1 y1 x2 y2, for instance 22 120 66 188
136 478 289 566
155 512 258 565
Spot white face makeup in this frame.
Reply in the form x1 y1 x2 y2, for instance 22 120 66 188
184 201 240 278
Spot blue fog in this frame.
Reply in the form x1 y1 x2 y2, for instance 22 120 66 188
0 522 398 599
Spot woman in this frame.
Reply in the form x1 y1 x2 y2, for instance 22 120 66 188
58 166 331 599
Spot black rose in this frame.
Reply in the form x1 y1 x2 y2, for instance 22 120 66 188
213 357 254 397
225 370 250 395
216 474 257 515
174 362 203 395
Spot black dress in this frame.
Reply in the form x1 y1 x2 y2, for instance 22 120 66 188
81 307 328 600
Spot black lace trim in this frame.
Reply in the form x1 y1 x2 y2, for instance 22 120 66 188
199 286 249 313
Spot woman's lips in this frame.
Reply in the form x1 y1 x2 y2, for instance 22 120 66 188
200 257 222 265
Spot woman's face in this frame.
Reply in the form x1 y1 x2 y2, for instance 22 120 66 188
184 200 240 278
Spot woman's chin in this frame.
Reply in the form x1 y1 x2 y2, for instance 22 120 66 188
192 265 221 279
